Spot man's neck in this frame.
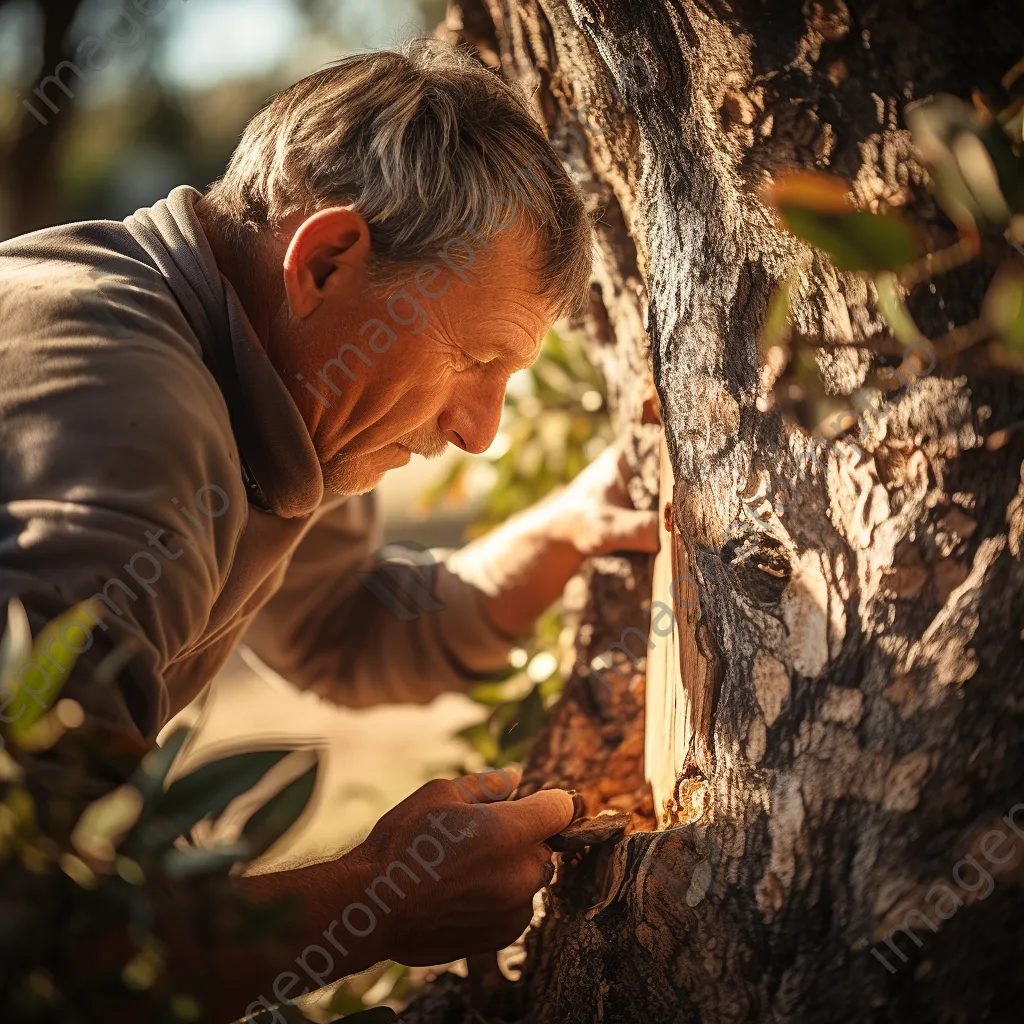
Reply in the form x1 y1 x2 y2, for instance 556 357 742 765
195 203 280 352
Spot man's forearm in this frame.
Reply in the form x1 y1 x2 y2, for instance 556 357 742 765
452 495 584 638
446 444 659 640
204 856 386 1023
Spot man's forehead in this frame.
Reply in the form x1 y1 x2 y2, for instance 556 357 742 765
461 297 550 361
448 276 552 341
429 223 555 353
474 223 551 296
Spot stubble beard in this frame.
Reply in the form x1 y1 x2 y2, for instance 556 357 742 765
320 427 449 495
320 450 385 495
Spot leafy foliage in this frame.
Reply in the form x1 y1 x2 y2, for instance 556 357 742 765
761 68 1024 437
457 611 567 768
907 94 1024 234
984 265 1024 350
767 172 920 272
0 598 385 1023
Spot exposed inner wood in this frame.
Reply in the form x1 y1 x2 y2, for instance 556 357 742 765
644 433 715 824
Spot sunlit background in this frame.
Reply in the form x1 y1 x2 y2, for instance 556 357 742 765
0 0 446 231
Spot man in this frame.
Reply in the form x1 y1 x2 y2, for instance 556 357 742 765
0 41 656 1016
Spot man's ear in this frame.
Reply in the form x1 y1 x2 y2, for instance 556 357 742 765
282 207 371 317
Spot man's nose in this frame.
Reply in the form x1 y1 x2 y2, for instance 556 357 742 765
438 375 506 454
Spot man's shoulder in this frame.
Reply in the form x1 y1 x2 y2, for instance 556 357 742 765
0 218 189 350
0 217 239 504
0 215 222 413
1 217 150 288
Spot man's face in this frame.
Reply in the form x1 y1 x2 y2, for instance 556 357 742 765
272 224 554 495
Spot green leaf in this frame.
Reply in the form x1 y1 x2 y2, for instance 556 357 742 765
907 95 1024 229
510 683 547 733
980 122 1024 215
168 993 202 1021
4 603 95 740
0 598 31 684
539 672 565 702
874 272 929 347
469 672 533 708
138 749 289 850
72 784 144 863
468 671 524 704
241 762 319 859
324 986 370 1015
455 722 499 763
780 208 920 271
764 170 851 214
983 265 1024 350
467 680 513 707
121 937 165 991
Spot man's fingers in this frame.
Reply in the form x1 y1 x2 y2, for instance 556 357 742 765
453 766 521 805
499 788 575 843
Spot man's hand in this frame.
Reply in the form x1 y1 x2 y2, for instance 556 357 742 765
349 767 573 966
213 769 569 1022
542 443 659 557
450 440 659 637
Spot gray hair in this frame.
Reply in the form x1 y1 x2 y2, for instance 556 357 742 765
200 40 593 317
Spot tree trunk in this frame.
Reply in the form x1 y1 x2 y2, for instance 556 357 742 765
0 0 87 238
408 2 1024 1021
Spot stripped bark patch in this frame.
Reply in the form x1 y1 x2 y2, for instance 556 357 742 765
782 551 830 678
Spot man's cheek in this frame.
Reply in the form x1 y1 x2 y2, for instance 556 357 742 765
399 373 456 425
367 389 446 448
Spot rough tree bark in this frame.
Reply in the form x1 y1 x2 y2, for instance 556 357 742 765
408 2 1024 1022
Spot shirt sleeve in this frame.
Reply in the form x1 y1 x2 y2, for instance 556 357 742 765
243 495 515 706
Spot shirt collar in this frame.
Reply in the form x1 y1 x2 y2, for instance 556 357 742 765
123 186 323 519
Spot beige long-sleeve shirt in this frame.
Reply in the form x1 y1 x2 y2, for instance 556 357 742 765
0 186 511 747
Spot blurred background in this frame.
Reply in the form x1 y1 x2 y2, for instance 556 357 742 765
0 3 610 1008
0 0 449 235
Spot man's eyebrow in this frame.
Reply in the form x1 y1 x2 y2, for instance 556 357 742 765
458 325 544 369
505 349 540 374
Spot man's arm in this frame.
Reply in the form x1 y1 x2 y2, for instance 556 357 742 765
0 250 245 747
246 444 658 706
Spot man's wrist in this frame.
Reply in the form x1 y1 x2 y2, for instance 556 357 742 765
238 851 393 981
318 846 396 969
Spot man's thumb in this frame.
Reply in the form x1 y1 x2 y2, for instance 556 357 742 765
503 788 576 843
